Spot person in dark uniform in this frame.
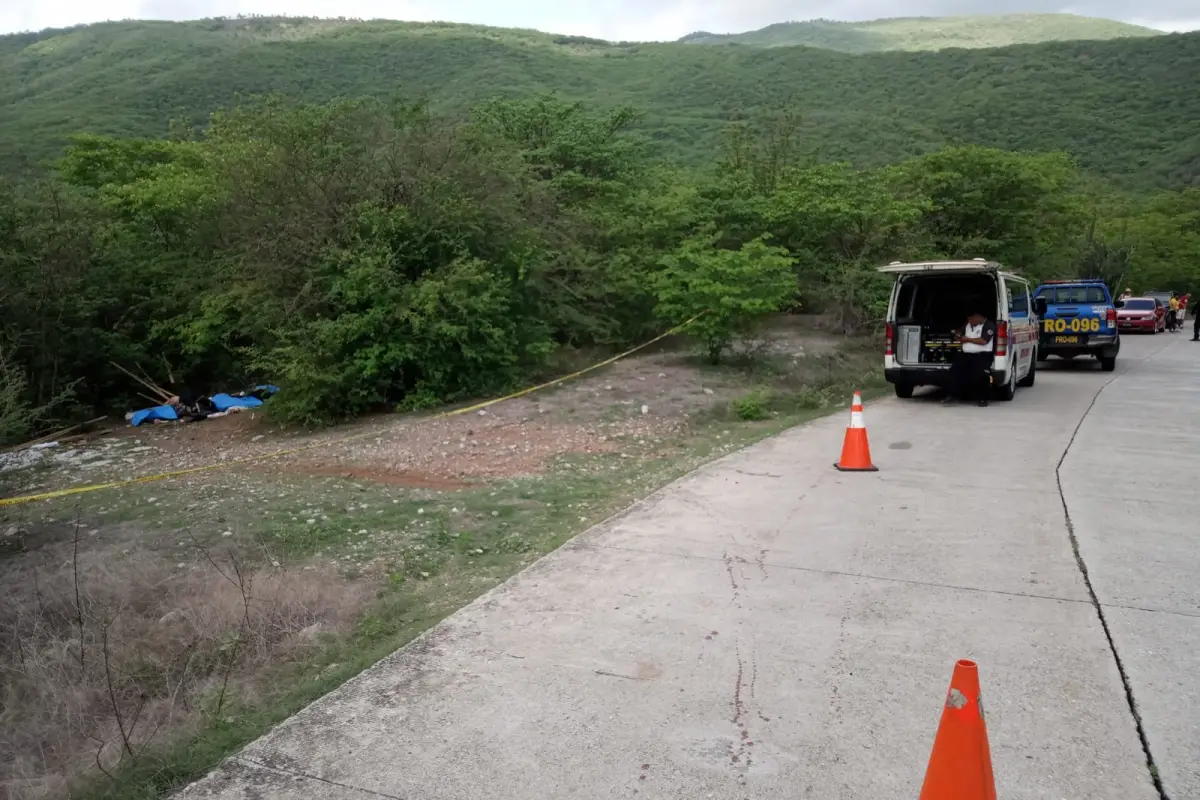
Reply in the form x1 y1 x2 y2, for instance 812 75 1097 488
946 308 996 407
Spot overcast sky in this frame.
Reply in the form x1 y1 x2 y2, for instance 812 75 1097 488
2 0 1197 40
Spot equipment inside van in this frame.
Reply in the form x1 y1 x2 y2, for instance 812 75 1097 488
891 273 998 365
881 260 1038 400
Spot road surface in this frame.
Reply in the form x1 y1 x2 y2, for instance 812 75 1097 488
179 334 1197 800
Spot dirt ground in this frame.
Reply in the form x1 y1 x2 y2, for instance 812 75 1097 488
1 317 843 497
0 316 869 800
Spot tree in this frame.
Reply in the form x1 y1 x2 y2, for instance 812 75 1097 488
715 105 806 196
4 91 1200 434
0 342 40 446
654 236 796 363
1072 219 1134 293
761 164 928 329
471 96 643 200
890 146 1086 279
1101 189 1200 293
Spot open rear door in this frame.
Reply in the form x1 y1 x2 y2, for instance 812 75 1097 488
882 260 1004 368
877 259 999 275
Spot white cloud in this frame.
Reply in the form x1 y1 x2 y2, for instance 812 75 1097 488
1 0 1196 38
2 0 139 32
1131 17 1200 31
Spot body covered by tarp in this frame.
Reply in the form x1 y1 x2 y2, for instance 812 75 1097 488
210 393 264 412
130 405 179 427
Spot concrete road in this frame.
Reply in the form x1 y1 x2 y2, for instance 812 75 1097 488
1062 333 1200 799
179 335 1196 800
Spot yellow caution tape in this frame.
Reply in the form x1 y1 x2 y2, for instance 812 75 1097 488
0 315 701 508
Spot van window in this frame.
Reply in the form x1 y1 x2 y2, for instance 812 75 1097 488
895 281 917 320
1036 286 1107 304
1008 285 1029 317
894 273 998 330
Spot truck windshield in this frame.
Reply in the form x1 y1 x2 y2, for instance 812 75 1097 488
1038 286 1108 304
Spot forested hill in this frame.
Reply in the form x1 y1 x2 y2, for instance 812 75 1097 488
1 17 1198 188
678 13 1160 52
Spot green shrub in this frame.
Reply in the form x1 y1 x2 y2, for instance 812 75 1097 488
732 389 772 421
654 235 797 364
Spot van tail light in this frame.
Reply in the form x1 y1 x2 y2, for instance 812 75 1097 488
1106 307 1117 327
885 322 894 356
995 321 1009 357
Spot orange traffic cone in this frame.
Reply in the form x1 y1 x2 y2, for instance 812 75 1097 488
919 659 997 800
834 390 877 472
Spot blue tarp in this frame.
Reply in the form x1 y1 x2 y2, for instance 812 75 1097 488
254 384 281 395
210 393 264 412
130 405 179 427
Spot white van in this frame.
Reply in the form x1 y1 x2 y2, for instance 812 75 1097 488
880 259 1042 400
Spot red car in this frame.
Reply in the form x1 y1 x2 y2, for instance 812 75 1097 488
1117 297 1166 333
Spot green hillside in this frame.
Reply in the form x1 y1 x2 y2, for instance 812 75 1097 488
1 16 1197 188
678 13 1161 52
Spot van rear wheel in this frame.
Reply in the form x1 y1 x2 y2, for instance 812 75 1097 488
1018 355 1036 387
894 383 914 399
996 368 1017 402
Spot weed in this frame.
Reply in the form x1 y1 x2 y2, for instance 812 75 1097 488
267 520 348 559
732 388 773 421
0 539 372 799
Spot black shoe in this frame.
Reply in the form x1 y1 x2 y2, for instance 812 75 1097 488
977 399 989 407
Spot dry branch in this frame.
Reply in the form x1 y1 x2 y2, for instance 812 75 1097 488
110 362 172 402
55 429 114 446
4 416 108 452
135 363 171 397
73 517 85 674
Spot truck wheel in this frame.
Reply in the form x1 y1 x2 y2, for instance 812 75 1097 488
894 383 914 399
1018 355 1036 387
1100 356 1117 372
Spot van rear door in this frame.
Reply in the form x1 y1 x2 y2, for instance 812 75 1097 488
878 259 999 276
881 260 1003 370
882 261 1000 341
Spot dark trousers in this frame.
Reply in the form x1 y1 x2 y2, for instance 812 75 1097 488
951 352 992 401
1193 313 1199 340
1167 310 1178 331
